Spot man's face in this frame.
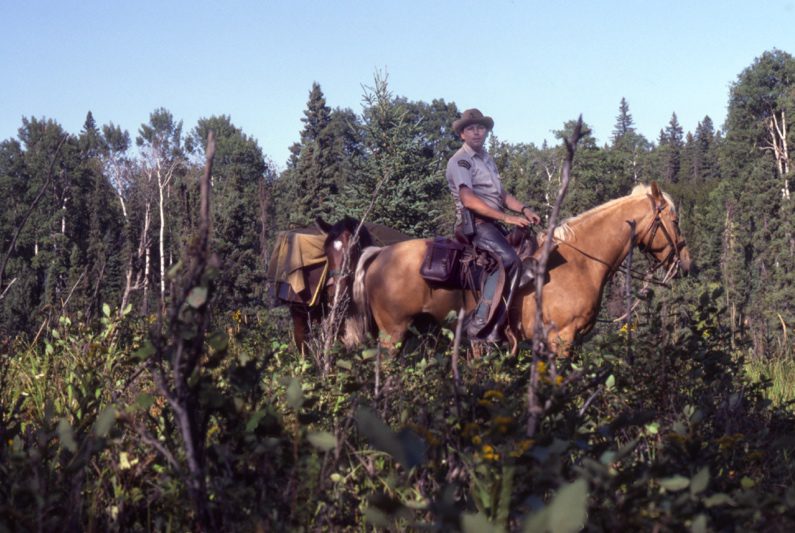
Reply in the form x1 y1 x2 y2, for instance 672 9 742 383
460 124 488 152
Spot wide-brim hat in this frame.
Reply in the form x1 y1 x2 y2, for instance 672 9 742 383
453 108 494 134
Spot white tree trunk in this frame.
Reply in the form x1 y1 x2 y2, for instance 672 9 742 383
142 202 151 315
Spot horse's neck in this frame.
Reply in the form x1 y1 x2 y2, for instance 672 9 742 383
565 197 651 276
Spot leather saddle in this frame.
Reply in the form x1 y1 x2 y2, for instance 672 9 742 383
420 227 545 292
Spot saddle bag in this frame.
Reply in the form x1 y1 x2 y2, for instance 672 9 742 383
420 237 465 284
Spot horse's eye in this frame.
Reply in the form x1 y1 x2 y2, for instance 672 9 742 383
333 240 343 251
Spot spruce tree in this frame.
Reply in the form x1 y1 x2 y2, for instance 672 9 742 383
281 82 342 227
342 73 445 237
190 115 270 310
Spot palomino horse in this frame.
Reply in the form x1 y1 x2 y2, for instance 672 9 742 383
351 182 692 355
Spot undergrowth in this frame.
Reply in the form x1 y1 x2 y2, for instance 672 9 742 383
2 288 795 531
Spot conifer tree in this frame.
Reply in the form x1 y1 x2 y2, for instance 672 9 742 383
342 72 445 236
609 98 652 184
719 49 795 353
660 113 684 183
281 83 344 227
190 115 271 310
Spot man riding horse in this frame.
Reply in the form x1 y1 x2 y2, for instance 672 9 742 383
446 108 541 340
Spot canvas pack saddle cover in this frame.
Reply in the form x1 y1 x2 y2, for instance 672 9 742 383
268 223 411 307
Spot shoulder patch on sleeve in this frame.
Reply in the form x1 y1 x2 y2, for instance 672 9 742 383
457 159 471 169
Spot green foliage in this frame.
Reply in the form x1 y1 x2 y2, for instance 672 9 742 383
340 71 451 237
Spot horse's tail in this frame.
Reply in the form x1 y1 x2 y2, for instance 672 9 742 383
343 246 381 345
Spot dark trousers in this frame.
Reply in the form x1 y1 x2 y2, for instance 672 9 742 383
472 222 519 319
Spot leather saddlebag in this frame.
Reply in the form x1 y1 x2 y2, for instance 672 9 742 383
420 237 465 284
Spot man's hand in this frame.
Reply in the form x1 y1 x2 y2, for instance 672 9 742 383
504 214 531 227
521 207 541 225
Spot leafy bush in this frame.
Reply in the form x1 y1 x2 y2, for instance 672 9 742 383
2 286 794 531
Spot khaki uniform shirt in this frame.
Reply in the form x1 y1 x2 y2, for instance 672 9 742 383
445 144 506 224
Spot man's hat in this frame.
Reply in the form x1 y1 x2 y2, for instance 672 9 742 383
453 108 494 134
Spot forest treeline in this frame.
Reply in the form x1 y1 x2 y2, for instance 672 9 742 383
2 51 793 357
1 49 794 531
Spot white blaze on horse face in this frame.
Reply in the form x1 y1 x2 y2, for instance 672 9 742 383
333 240 343 251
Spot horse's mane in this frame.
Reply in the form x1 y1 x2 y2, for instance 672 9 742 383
553 184 675 241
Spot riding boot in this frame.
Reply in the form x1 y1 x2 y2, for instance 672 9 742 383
466 273 497 338
482 265 522 342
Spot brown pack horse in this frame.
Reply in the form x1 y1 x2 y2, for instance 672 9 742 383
350 182 692 355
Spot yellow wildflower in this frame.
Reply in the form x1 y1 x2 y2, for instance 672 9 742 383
483 390 504 401
462 422 479 437
509 439 535 457
535 361 548 374
481 444 500 461
493 416 513 426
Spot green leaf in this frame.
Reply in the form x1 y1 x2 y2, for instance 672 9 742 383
740 476 755 489
102 303 111 317
246 410 266 433
659 475 690 492
132 341 155 361
605 374 615 390
57 418 78 453
94 405 117 437
363 507 391 528
286 378 304 410
548 479 588 533
187 286 208 308
207 331 229 351
307 431 337 452
462 512 500 533
360 348 378 361
703 493 736 508
690 466 709 496
691 513 707 533
135 394 154 411
355 406 425 470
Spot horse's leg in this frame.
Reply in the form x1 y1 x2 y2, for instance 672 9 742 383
366 295 411 354
290 305 309 355
547 326 575 358
374 316 410 354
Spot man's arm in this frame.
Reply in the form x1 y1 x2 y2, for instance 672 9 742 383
460 187 533 227
504 192 541 225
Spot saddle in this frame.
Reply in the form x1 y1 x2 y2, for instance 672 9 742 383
419 227 543 292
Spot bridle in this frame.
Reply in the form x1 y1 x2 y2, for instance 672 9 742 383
553 193 687 285
634 194 688 283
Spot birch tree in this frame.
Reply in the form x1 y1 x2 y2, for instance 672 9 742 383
136 108 186 312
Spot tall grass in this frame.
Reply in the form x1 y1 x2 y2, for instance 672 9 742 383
745 355 795 408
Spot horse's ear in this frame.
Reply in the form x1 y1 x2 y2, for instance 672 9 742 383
315 217 331 235
650 181 663 200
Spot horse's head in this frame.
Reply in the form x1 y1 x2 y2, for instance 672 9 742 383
637 182 693 277
316 216 374 300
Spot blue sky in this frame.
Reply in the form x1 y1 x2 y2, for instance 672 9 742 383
1 1 793 169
